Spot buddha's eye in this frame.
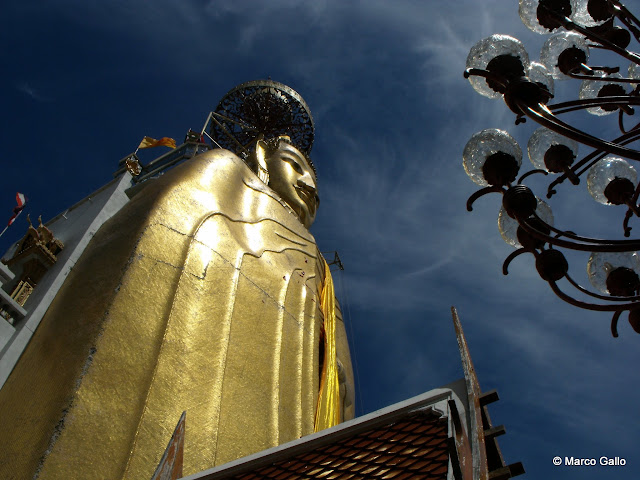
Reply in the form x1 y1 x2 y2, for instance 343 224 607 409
286 158 303 174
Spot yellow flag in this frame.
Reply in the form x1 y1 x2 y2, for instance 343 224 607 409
138 136 177 149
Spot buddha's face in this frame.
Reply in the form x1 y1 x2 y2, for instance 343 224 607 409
265 141 319 229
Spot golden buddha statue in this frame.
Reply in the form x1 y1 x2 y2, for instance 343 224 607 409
0 136 354 479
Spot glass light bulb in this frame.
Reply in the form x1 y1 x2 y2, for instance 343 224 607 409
527 62 555 96
520 0 577 34
579 72 628 116
587 156 637 204
463 129 522 186
498 197 554 248
588 251 640 295
540 32 589 79
466 34 530 99
527 127 578 172
572 0 612 26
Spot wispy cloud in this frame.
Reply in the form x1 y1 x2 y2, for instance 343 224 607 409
4 2 638 477
16 83 50 102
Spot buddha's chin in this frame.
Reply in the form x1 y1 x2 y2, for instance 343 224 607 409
296 208 313 229
295 205 314 229
302 214 314 229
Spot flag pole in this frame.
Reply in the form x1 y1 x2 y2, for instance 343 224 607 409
0 208 23 239
134 136 144 155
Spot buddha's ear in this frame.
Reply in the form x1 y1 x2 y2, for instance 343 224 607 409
255 139 269 184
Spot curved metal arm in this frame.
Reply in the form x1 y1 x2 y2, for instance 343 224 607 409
502 248 530 275
549 96 640 115
547 130 640 198
463 68 508 91
548 280 637 311
619 109 628 134
574 132 640 177
548 280 631 338
564 272 640 302
523 104 640 160
466 185 504 211
617 109 640 135
566 71 640 84
519 213 640 251
611 310 623 338
518 169 547 184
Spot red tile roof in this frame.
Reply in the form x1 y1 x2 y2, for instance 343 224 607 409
228 409 449 480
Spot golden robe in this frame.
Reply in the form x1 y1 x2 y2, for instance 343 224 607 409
0 149 354 479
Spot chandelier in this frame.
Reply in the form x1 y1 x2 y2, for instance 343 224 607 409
463 0 640 337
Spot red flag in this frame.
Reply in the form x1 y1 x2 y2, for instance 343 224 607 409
8 192 26 226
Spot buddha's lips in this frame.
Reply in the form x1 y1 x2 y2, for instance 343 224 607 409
295 185 317 217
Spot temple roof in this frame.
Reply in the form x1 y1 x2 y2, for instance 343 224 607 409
181 387 458 480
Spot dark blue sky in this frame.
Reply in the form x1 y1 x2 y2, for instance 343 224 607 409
2 1 639 478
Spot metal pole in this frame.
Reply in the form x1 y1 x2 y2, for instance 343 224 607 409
0 208 23 238
202 130 223 150
200 112 213 136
